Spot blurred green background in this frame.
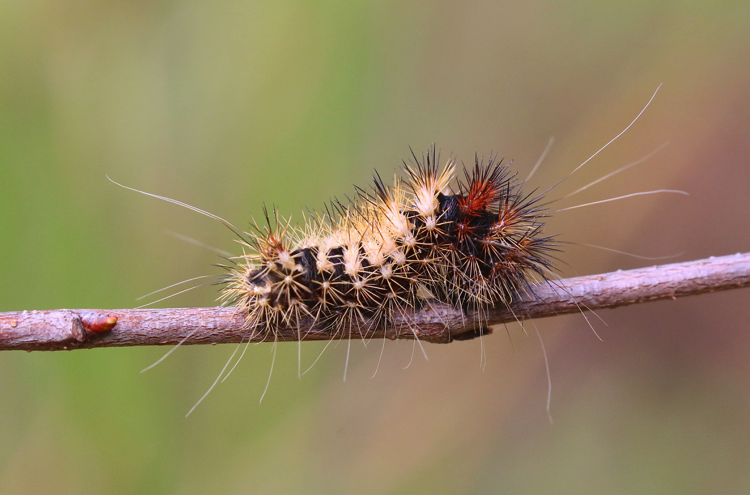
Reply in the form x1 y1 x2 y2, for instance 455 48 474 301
1 0 749 493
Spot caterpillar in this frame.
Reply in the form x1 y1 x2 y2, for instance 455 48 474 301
220 147 556 344
114 86 683 413
215 87 671 350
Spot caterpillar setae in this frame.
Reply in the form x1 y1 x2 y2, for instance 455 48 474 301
114 86 684 412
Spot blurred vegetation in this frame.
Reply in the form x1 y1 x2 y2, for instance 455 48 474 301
1 0 749 493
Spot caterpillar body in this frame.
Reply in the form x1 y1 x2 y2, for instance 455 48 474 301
221 146 557 342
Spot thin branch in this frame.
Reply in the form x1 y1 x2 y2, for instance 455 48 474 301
1 253 749 351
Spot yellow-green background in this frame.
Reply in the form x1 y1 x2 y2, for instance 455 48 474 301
1 1 749 493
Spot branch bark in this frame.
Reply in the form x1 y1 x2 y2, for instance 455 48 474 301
1 253 749 351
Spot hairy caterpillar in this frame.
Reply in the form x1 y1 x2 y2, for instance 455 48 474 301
114 86 684 413
220 147 556 344
214 88 677 352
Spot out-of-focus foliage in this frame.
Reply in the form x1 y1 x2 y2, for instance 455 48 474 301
1 1 749 493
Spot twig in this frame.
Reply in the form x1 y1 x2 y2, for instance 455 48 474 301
1 253 749 351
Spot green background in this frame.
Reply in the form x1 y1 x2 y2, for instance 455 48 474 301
1 1 749 493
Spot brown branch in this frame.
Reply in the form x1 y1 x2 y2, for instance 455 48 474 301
1 253 749 351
